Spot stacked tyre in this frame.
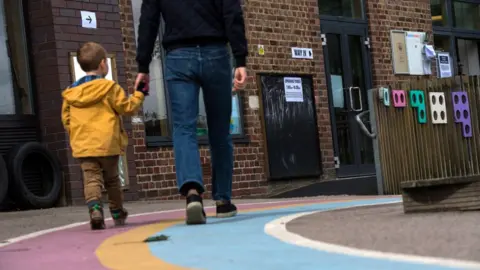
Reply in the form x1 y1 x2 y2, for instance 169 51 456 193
0 155 8 207
2 142 63 210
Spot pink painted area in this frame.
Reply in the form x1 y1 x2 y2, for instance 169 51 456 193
0 199 340 270
392 90 407 108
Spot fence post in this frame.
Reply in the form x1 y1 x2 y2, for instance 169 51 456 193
367 87 384 195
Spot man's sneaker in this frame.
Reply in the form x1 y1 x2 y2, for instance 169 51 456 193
185 194 206 225
111 208 128 226
89 204 106 230
216 201 237 218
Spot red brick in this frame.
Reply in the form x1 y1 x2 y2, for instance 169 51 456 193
27 0 436 203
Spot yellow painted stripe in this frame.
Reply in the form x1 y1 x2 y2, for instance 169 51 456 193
96 219 187 270
96 199 353 269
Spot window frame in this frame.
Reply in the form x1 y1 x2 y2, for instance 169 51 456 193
144 18 249 148
432 0 480 75
318 0 368 24
433 0 480 34
0 0 36 118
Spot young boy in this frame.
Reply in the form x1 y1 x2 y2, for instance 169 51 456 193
61 42 148 230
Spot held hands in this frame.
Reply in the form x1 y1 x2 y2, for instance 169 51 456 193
135 68 246 93
233 67 247 91
134 73 150 96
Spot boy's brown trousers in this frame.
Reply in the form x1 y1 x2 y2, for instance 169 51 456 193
79 156 123 210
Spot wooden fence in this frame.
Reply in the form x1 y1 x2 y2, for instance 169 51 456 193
372 76 480 194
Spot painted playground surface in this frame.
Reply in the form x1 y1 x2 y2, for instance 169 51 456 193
1 196 480 270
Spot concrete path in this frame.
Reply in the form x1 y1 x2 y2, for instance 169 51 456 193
1 196 477 270
0 198 309 241
287 203 480 262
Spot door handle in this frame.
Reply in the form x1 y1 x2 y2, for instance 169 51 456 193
355 110 376 139
348 87 363 112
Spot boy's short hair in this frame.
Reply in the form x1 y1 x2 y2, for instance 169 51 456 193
77 42 107 72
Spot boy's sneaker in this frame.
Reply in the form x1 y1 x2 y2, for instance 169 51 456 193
185 194 206 225
111 208 128 226
89 204 106 230
216 201 238 218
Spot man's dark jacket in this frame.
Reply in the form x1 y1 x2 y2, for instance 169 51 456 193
136 0 248 73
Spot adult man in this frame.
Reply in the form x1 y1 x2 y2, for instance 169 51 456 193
135 0 248 225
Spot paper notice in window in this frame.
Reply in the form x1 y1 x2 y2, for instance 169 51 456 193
437 52 452 78
284 77 303 102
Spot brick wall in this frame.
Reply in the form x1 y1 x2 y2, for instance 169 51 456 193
25 0 436 203
26 0 138 205
244 0 335 183
117 0 334 200
366 0 434 86
21 0 438 204
119 0 268 200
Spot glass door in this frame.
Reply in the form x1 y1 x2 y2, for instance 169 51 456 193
456 38 480 76
321 21 374 177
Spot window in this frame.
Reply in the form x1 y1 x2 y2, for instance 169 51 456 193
431 0 448 26
318 0 364 19
434 35 451 52
132 3 170 139
0 0 33 115
453 1 480 30
197 88 244 137
142 38 170 139
132 2 246 146
456 38 480 75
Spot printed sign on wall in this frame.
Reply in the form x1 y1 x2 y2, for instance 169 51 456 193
390 30 409 74
291 47 313 59
80 11 97 29
437 52 453 78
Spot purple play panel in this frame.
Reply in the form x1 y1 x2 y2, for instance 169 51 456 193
452 91 472 137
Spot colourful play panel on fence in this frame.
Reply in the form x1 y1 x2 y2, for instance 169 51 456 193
452 91 472 137
409 90 427 124
428 92 447 124
392 90 407 108
381 88 473 138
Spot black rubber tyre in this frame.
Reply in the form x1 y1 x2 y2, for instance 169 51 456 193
7 142 62 209
0 155 8 205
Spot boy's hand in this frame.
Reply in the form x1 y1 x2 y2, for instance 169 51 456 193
135 73 150 95
233 67 247 91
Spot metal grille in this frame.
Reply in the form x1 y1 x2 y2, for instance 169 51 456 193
0 125 38 155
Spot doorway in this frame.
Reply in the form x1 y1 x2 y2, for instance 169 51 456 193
259 75 322 180
321 21 375 178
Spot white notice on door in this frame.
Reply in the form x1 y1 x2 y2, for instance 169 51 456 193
284 77 303 102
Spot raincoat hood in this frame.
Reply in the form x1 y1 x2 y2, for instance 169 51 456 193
62 77 115 108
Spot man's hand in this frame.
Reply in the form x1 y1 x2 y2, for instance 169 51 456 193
135 73 149 92
233 67 247 91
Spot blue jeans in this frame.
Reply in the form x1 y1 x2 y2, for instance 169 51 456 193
165 45 233 201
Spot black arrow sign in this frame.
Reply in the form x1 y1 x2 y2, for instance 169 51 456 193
86 16 92 24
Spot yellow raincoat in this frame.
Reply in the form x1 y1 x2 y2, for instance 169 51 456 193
61 78 144 158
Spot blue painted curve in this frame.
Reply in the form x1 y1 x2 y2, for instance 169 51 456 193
149 198 463 270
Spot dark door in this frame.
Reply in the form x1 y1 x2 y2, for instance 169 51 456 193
321 21 375 177
259 75 322 180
